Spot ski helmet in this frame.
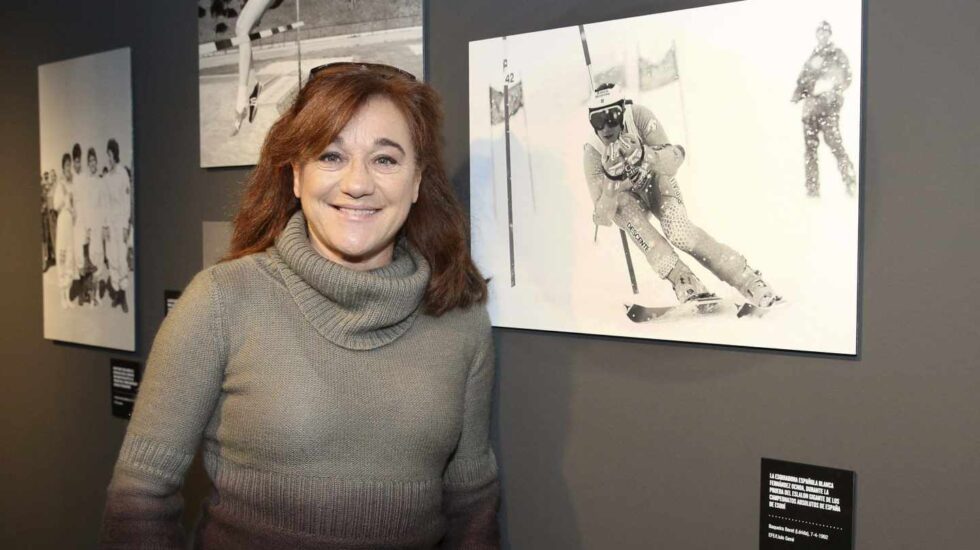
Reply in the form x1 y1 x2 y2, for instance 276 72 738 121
588 83 626 131
588 82 625 111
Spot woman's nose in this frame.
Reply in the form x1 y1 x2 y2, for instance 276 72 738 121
339 159 375 197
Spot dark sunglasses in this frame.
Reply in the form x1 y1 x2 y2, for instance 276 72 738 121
589 105 624 131
308 61 417 81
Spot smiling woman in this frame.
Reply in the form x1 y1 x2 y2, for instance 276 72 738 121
101 64 498 549
292 95 422 271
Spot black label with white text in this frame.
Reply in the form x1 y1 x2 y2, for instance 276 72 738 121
760 458 854 549
111 359 141 419
164 289 181 316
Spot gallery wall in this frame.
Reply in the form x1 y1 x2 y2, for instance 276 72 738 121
1 0 978 548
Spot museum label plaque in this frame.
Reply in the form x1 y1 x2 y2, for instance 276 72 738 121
760 458 855 549
164 289 181 316
110 359 141 419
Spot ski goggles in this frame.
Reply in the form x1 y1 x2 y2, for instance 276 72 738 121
589 105 624 131
309 62 417 81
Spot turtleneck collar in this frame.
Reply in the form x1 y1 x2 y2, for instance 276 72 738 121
269 210 430 350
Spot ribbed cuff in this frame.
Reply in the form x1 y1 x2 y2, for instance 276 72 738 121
117 432 194 485
443 449 499 491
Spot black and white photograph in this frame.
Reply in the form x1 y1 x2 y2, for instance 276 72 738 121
469 0 862 354
39 47 135 351
198 0 424 167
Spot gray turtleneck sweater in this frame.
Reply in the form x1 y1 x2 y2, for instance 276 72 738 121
101 212 499 549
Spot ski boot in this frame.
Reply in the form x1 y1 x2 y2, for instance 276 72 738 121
247 81 261 123
734 265 776 308
666 262 713 304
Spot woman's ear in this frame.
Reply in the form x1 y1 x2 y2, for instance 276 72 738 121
412 167 422 204
291 162 302 199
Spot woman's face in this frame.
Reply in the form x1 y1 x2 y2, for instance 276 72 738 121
292 95 422 271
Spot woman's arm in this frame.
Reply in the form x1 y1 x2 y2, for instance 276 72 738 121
100 270 227 549
440 313 500 549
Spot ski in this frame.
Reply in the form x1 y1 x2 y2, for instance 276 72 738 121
736 296 786 318
626 295 786 322
626 295 724 323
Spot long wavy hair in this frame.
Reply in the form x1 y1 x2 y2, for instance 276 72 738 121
225 64 486 315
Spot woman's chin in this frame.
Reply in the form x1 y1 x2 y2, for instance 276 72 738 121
320 241 395 270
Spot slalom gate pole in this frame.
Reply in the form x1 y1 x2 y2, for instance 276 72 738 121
295 0 303 89
578 24 638 294
503 37 516 287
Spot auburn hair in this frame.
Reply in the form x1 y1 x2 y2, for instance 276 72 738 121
225 64 487 315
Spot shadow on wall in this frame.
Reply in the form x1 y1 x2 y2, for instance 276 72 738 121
496 328 583 549
454 150 583 548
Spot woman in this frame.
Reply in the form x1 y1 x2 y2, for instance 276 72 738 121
101 63 499 549
53 155 76 308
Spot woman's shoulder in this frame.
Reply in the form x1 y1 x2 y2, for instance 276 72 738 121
186 251 283 301
421 302 492 350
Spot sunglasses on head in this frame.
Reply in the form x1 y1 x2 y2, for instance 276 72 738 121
308 61 417 81
589 105 624 131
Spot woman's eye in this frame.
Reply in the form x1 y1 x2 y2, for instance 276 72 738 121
319 152 344 163
375 156 398 166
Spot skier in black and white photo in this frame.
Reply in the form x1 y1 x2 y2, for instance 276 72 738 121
583 83 777 309
792 20 855 197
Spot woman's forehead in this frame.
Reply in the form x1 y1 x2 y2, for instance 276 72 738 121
334 96 414 149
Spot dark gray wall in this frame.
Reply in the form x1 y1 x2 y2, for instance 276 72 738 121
1 0 978 548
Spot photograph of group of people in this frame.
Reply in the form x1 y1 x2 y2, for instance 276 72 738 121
39 47 135 351
40 140 133 311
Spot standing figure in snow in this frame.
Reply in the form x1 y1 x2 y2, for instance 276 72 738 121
792 20 855 197
582 83 776 307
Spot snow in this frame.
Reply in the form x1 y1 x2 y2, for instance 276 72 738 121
469 0 861 355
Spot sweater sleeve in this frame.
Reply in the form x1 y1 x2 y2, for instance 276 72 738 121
100 270 227 549
440 315 500 549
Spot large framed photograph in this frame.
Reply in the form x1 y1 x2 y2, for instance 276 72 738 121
469 0 862 354
39 47 135 351
198 0 424 168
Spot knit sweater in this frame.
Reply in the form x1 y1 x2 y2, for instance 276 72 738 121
101 211 499 549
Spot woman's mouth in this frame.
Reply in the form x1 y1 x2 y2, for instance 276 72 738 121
334 205 380 219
